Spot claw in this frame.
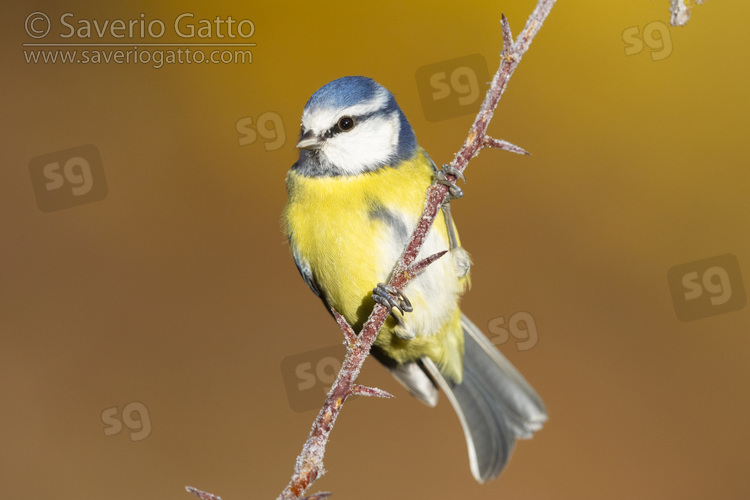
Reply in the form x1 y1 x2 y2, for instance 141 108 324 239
435 164 465 200
442 164 466 182
372 283 413 315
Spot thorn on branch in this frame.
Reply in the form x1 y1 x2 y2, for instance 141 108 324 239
408 250 448 278
185 486 223 500
331 307 358 346
500 14 515 58
302 493 332 500
352 385 394 399
483 137 531 156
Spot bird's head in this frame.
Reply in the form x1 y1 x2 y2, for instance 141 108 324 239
294 76 417 176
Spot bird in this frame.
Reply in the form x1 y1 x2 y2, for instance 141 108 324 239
283 75 547 483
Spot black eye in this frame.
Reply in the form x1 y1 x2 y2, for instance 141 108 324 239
337 116 355 132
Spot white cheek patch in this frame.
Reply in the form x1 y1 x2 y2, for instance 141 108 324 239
322 114 400 174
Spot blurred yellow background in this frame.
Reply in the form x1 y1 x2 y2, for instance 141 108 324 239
2 1 749 499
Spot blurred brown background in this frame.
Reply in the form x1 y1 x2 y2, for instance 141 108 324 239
2 1 749 499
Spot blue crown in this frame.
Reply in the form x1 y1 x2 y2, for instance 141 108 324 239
305 76 384 111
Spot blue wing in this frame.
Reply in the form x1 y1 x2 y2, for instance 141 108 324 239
289 236 322 299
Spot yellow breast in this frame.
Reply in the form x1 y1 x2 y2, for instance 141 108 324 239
284 151 435 324
284 150 468 380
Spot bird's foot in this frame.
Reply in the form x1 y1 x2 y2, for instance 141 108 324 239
435 164 466 200
372 283 413 316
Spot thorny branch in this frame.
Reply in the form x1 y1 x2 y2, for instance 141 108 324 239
187 1 556 499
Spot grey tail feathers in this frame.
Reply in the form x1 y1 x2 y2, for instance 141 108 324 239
422 313 548 483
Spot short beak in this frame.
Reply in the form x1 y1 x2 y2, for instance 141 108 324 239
296 130 324 150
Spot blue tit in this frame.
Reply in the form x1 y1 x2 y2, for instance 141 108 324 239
283 76 547 482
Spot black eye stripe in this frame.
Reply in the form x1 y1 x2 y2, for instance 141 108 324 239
324 110 380 139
